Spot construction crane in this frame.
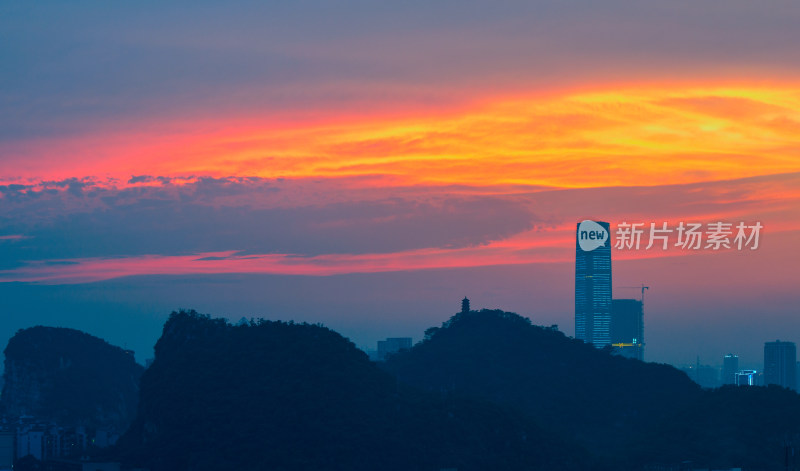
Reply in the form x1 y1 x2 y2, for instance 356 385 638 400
617 284 649 303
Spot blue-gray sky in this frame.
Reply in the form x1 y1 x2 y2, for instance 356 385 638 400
1 0 800 369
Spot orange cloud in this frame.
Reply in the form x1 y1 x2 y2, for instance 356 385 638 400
3 85 800 190
3 84 800 283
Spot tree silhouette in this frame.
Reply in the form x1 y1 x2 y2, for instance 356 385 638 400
117 309 588 471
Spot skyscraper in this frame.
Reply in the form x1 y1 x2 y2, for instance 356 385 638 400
722 354 739 385
575 220 612 347
764 340 796 389
610 299 643 360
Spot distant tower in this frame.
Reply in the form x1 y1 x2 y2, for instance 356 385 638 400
764 340 796 389
575 220 612 347
461 297 470 314
722 354 739 385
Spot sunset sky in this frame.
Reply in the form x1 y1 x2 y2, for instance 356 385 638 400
1 0 799 367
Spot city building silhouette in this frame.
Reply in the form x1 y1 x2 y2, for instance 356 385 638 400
764 340 796 389
723 353 739 385
575 221 612 347
610 299 644 360
736 369 757 386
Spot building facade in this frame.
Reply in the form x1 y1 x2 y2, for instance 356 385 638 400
610 299 644 360
722 354 739 385
735 369 757 386
764 340 796 389
575 220 612 347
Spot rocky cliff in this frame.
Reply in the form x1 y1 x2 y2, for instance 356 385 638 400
2 326 144 429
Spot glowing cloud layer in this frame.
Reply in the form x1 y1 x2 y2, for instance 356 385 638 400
3 84 800 283
4 86 800 190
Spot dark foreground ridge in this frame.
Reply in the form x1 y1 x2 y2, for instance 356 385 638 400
2 325 144 429
116 310 588 471
383 308 800 469
11 309 800 470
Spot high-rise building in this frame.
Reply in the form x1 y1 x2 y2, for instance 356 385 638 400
764 340 796 389
610 299 644 360
575 220 612 347
722 354 739 385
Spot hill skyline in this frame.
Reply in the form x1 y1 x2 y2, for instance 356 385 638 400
4 308 797 469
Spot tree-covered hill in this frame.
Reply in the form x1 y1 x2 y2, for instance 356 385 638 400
383 308 800 469
117 310 591 471
383 309 700 461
